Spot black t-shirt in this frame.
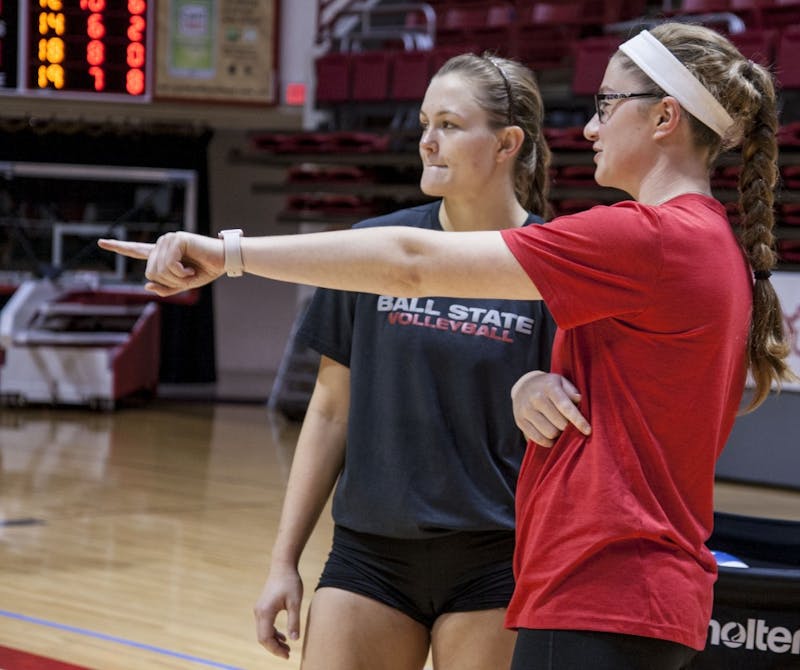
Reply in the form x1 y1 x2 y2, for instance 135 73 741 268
296 200 557 538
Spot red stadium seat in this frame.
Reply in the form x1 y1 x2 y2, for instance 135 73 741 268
436 5 489 47
777 239 800 262
775 26 800 90
580 0 633 30
620 0 649 21
286 194 378 218
729 0 763 27
544 126 590 150
280 133 338 153
526 1 584 27
391 50 432 101
315 52 352 104
762 0 800 29
472 3 516 54
711 164 741 188
680 0 730 14
430 45 480 71
571 35 622 96
517 2 584 68
778 120 800 146
351 50 395 101
728 28 777 66
779 201 800 224
249 132 293 153
328 131 392 152
287 165 374 184
781 163 800 188
439 5 487 30
555 165 598 186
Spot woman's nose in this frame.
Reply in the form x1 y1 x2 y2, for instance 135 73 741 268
583 115 599 141
419 128 436 150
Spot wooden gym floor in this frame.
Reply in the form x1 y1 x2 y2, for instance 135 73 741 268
0 400 798 670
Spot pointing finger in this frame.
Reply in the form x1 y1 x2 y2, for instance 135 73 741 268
97 239 155 260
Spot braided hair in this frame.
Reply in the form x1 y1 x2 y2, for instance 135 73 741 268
616 22 796 410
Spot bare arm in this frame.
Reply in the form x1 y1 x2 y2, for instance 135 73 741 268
254 356 350 659
98 226 541 300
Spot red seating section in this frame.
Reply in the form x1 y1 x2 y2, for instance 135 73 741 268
314 0 800 106
776 25 800 89
436 6 488 46
680 0 731 13
481 4 517 51
250 131 391 154
391 50 433 101
305 0 800 266
729 0 763 27
315 53 352 104
517 2 584 69
729 28 778 66
762 0 800 29
429 45 479 71
351 51 394 101
571 35 622 96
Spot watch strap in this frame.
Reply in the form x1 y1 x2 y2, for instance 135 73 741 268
217 229 244 277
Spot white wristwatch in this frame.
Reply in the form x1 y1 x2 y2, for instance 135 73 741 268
217 229 244 277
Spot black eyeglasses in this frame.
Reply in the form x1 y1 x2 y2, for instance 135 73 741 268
594 93 661 123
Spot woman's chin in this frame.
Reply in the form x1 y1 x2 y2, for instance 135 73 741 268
420 181 446 198
592 170 610 189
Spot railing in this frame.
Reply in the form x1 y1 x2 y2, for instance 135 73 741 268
317 0 436 52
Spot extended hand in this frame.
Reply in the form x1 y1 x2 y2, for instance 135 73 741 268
511 371 591 447
98 231 225 296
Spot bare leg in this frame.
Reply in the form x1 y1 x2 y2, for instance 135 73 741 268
301 587 431 670
430 608 516 670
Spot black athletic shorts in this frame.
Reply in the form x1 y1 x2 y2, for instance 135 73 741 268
316 524 516 629
511 629 698 670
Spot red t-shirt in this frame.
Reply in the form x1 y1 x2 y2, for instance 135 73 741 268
500 194 751 650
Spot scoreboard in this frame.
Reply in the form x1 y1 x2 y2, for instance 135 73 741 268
0 0 152 101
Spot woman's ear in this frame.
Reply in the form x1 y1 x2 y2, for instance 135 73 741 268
653 96 682 139
497 125 525 162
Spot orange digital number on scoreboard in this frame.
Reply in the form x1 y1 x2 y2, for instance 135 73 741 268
125 0 146 96
21 0 150 99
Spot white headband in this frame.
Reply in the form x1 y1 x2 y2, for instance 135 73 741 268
619 30 734 138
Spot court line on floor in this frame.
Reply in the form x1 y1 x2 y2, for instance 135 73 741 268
0 609 245 670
